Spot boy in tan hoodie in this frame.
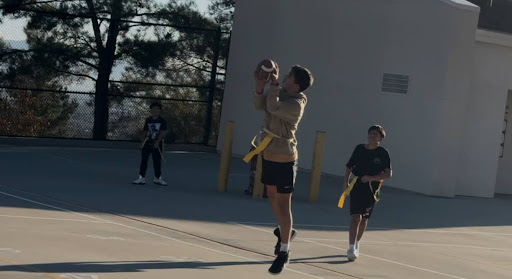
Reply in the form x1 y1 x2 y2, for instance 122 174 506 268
253 61 314 274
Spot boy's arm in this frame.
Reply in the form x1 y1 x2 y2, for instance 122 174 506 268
140 131 147 149
266 85 303 123
253 90 267 111
141 119 148 146
154 120 167 147
369 168 392 181
365 150 392 182
154 131 166 147
343 167 352 191
253 64 268 111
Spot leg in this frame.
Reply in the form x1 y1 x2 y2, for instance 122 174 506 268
356 202 374 248
276 192 293 244
152 146 162 178
266 185 281 224
357 217 369 243
349 214 362 245
139 146 151 177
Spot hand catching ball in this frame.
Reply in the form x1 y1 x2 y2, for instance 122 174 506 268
256 59 276 82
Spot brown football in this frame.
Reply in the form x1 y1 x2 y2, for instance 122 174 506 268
256 59 275 81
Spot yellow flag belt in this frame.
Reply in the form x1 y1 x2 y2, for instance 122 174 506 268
337 176 359 208
243 128 293 163
338 176 384 208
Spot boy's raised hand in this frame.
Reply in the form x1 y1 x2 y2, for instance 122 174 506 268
254 61 268 94
270 61 279 85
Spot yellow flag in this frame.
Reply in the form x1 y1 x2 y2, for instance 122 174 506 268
338 176 359 208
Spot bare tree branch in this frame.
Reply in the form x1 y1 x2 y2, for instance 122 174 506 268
78 35 98 54
49 66 97 81
175 56 211 73
186 53 226 71
84 0 104 53
73 57 98 70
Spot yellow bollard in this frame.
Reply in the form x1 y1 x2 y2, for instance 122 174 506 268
252 154 265 199
218 121 235 192
308 131 326 202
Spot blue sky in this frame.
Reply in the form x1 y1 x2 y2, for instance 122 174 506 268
0 0 212 41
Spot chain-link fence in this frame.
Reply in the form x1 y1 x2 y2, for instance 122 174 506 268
0 6 229 146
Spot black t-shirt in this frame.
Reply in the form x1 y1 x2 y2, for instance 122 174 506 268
346 144 391 178
143 116 167 144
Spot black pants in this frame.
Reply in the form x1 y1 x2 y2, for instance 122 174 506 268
139 144 162 178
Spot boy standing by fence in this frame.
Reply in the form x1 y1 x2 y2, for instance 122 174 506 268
132 102 168 186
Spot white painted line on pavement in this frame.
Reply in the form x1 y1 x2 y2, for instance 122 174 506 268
0 214 108 223
86 235 124 241
60 274 99 279
229 221 469 279
232 221 512 236
0 190 326 279
0 248 21 253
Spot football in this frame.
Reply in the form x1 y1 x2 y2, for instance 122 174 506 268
256 59 276 81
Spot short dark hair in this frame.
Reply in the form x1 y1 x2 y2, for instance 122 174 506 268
368 125 386 138
150 102 162 109
291 65 314 92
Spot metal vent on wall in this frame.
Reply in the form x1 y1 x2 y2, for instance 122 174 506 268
381 73 410 95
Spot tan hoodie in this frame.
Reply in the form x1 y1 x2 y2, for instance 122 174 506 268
253 84 307 163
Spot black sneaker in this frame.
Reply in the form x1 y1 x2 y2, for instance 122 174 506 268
273 228 298 255
268 251 289 275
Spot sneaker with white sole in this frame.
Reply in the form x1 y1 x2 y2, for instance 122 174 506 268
347 247 359 262
154 177 168 186
268 251 289 275
132 176 146 185
273 228 298 255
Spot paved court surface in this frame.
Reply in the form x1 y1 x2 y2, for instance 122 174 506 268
1 144 512 279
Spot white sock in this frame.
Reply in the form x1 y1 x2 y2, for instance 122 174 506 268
280 242 289 252
349 244 355 250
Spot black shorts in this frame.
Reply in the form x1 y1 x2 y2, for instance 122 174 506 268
261 158 297 194
350 181 377 219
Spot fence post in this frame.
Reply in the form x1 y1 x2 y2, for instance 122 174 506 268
309 131 326 202
203 27 222 145
218 121 235 192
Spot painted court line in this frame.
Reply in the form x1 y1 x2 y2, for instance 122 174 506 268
0 214 108 223
300 238 510 251
60 274 99 279
0 190 325 279
233 221 512 236
0 248 21 253
229 222 469 279
86 235 125 241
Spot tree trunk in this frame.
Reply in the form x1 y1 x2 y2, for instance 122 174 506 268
91 0 122 140
92 62 110 140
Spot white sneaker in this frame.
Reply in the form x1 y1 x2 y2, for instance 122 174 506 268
154 177 168 186
132 176 145 185
347 247 358 262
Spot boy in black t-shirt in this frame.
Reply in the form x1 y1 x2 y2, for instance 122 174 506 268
132 102 168 186
343 125 392 261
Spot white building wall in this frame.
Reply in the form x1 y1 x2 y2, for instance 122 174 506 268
462 30 512 197
219 0 481 197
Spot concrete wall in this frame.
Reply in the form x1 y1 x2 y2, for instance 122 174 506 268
219 0 480 197
465 30 512 196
